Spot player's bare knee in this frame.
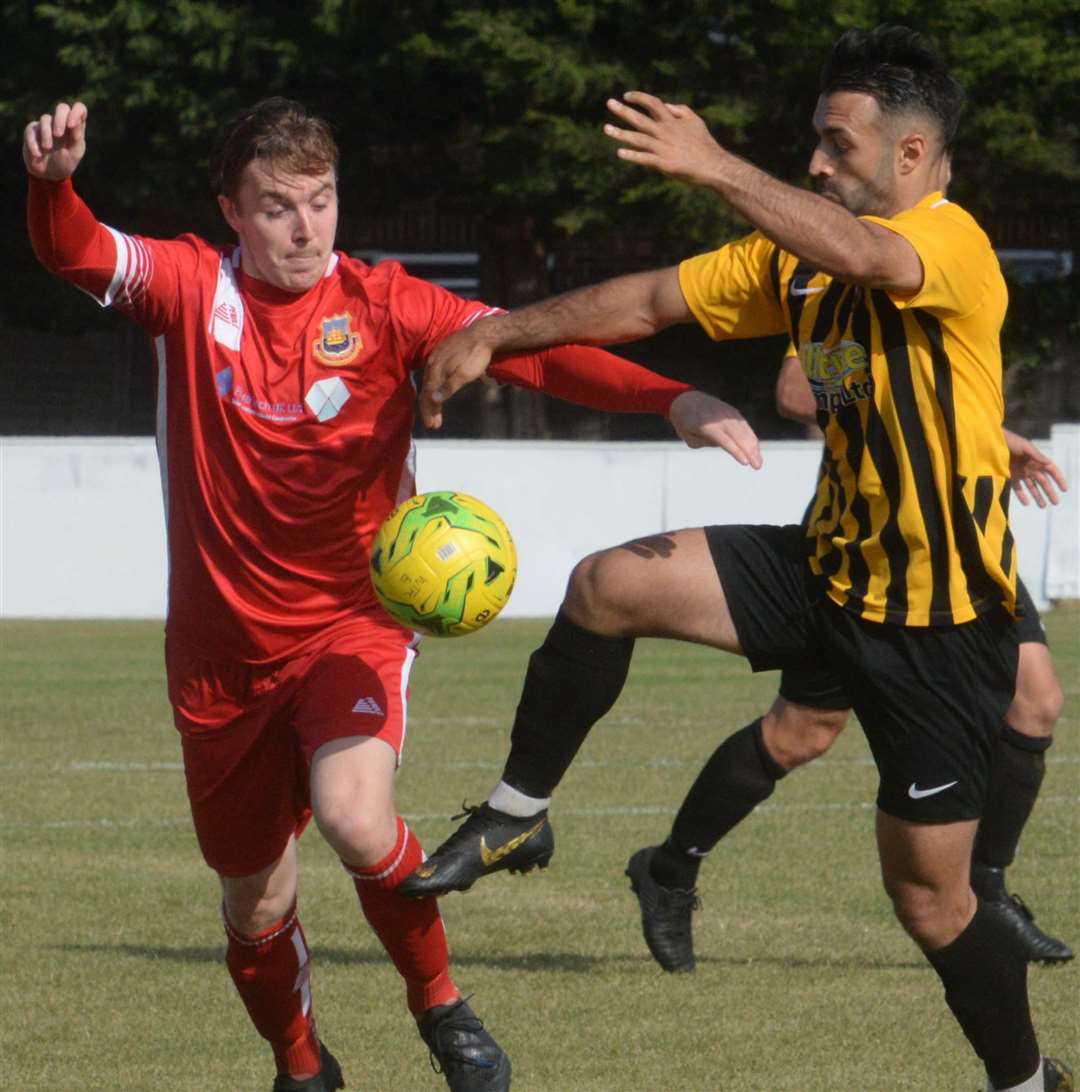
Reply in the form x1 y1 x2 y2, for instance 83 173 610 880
800 708 848 759
1007 678 1064 739
315 800 396 867
564 549 637 635
221 878 295 937
882 877 970 949
763 701 847 771
883 880 936 939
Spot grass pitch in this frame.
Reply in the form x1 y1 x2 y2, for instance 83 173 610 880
2 613 1077 1091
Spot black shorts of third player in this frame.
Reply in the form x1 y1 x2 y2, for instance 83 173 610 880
1013 576 1047 646
706 524 1020 823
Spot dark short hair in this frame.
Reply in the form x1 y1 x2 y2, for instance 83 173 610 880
820 26 965 149
211 97 339 198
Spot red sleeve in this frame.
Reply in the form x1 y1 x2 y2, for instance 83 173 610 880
27 175 198 333
27 175 115 282
489 344 692 417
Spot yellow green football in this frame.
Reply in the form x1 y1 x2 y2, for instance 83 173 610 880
369 491 517 637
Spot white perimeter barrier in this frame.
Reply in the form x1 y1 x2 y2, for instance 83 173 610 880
2 429 1077 619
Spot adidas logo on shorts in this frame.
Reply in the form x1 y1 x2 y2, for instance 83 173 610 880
351 696 385 716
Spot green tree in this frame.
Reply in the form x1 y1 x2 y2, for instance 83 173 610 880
3 1 1077 432
6 0 1077 283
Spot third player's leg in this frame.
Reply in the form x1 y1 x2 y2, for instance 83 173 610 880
761 695 850 771
971 638 1073 963
628 695 851 972
1007 640 1064 741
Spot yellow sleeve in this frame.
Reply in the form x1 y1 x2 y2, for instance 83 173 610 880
861 201 1000 318
678 231 788 341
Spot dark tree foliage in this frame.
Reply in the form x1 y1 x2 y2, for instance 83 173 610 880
1 1 1076 434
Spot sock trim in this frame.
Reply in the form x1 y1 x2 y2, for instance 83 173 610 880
489 781 550 817
343 817 410 882
1000 724 1052 754
222 901 297 947
548 607 635 667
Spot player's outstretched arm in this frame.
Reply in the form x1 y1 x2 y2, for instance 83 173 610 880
24 101 87 181
420 266 692 428
1004 428 1068 508
603 92 922 295
669 390 763 468
24 101 156 317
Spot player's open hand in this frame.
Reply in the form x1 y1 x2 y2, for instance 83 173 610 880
421 326 497 429
1004 428 1067 507
669 390 763 468
603 92 725 186
24 102 88 181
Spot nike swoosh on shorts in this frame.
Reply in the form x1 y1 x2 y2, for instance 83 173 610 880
907 780 959 799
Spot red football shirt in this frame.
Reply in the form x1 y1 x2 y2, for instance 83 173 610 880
29 178 691 663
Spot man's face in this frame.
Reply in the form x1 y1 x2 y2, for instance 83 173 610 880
218 161 338 293
808 91 898 218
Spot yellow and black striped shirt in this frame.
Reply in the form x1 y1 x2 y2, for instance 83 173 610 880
679 191 1014 626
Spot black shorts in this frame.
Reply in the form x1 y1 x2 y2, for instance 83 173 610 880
1014 577 1047 646
776 576 1043 710
706 524 1019 822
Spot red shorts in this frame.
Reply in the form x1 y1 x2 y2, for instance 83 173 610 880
169 619 420 878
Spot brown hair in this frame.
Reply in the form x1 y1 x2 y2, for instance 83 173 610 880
211 97 339 199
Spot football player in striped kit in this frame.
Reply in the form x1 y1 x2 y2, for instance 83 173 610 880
625 354 1071 974
405 25 1071 1092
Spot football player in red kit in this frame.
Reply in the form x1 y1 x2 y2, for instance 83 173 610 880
24 97 760 1092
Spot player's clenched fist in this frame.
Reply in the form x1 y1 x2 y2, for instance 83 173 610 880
421 325 497 429
24 101 88 181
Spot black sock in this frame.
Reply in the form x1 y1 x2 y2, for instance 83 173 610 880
972 726 1050 871
664 718 785 870
925 900 1041 1089
501 609 634 799
649 838 703 890
970 865 1008 903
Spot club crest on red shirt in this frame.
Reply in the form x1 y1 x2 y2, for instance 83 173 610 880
313 312 362 366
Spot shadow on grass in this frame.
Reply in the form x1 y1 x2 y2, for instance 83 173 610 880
51 942 926 973
448 948 928 973
51 943 382 966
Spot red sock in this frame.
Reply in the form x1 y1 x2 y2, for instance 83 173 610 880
345 817 459 1015
224 903 322 1079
